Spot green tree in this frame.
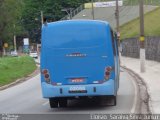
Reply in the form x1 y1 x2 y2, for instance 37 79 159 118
21 0 91 43
61 0 90 8
21 0 43 43
0 0 24 45
21 0 62 43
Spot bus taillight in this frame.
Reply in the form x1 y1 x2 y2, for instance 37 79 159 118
45 74 50 79
106 66 112 72
104 66 112 80
42 69 50 83
42 69 48 74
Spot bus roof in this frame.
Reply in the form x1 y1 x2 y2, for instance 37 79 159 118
42 20 110 28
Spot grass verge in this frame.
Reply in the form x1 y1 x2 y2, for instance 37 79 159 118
120 7 160 40
0 56 37 87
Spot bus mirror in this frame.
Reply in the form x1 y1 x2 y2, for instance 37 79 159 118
114 33 117 38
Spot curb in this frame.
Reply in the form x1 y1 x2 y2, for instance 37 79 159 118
121 65 153 115
0 66 40 91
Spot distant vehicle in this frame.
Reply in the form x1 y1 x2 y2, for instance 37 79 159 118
41 20 120 108
11 51 18 57
29 51 38 58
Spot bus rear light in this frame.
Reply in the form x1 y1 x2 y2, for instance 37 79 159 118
104 66 112 80
42 69 48 74
45 78 50 83
42 69 51 83
57 83 62 86
44 74 50 79
44 74 50 83
106 66 112 72
105 71 110 76
105 75 110 80
93 80 105 84
93 81 99 84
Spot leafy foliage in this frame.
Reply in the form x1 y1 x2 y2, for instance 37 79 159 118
0 0 24 44
21 0 90 43
0 0 90 45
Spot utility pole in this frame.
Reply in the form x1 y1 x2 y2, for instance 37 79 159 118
91 0 95 20
139 0 145 73
41 11 44 25
13 24 17 53
14 35 17 52
0 39 2 57
115 0 120 46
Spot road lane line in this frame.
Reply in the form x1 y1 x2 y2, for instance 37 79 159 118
42 101 49 106
130 73 138 113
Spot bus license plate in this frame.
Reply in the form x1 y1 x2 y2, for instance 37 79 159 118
69 86 87 93
71 78 84 83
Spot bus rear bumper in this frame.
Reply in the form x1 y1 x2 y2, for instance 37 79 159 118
41 80 116 98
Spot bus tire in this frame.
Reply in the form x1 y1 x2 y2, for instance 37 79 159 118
59 98 67 107
112 96 117 106
100 96 116 106
49 98 58 108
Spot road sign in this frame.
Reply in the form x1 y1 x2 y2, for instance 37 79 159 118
23 45 29 53
4 43 8 48
94 1 123 8
23 38 29 45
84 1 123 9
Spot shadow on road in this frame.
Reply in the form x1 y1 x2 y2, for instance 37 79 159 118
49 98 116 112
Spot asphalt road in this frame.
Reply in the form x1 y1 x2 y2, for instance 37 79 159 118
0 68 138 116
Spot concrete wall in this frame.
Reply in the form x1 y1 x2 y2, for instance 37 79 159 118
121 37 160 62
121 38 140 58
145 37 160 62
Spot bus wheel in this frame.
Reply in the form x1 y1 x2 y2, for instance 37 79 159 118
59 98 67 107
49 98 58 108
112 96 117 106
100 96 116 106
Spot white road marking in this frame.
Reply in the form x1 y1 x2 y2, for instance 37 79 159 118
130 73 138 113
42 101 49 106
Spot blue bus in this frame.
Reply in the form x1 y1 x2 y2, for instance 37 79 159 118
41 20 120 108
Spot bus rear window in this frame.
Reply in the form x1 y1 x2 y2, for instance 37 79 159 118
44 24 107 48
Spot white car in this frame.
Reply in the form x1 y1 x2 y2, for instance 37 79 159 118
29 51 38 59
11 51 18 57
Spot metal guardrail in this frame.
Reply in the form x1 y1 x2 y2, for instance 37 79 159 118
61 4 84 20
60 0 112 20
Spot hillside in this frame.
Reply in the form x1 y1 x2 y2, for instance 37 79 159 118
120 7 160 39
